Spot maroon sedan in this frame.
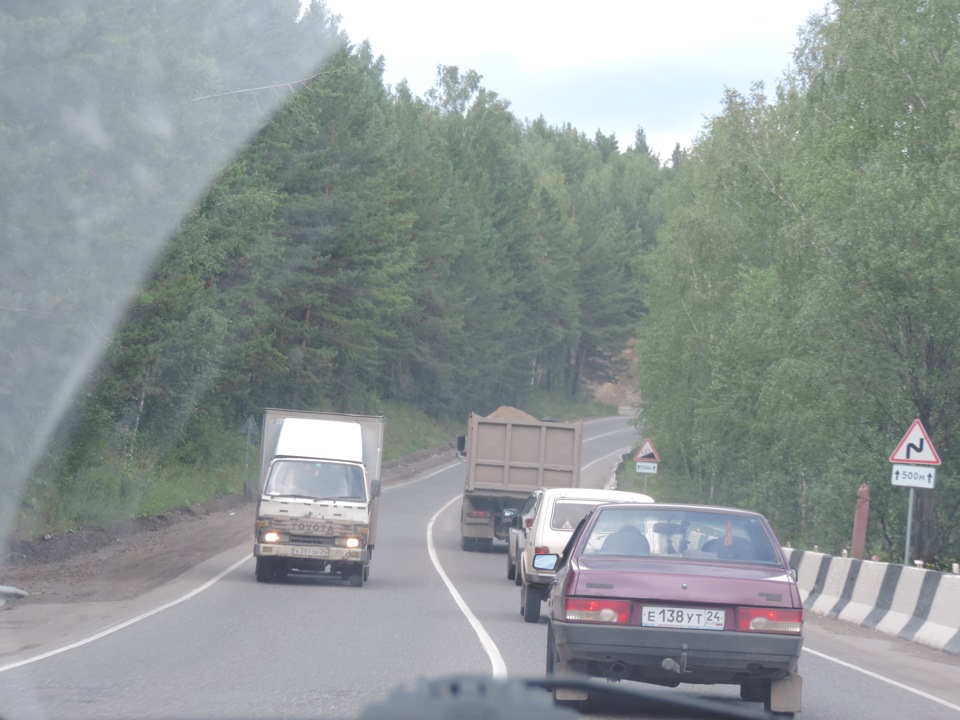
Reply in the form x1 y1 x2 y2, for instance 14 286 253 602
536 503 803 715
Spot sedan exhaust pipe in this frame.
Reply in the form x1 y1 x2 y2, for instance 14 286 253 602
599 660 630 679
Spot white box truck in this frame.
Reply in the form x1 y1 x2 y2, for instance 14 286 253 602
253 408 384 586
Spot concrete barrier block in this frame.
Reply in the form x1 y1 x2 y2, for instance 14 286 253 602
789 549 826 606
910 574 959 652
835 559 886 625
875 565 925 636
810 556 851 616
786 547 960 655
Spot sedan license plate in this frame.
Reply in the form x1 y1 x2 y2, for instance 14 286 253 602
642 606 725 630
291 546 329 558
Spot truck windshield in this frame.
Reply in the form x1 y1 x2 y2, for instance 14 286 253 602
265 460 365 501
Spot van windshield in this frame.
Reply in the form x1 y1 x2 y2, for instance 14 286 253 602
264 460 365 500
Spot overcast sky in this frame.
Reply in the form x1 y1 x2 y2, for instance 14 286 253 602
322 1 829 160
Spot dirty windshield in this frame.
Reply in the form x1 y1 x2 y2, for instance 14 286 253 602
265 460 365 500
3 1 960 719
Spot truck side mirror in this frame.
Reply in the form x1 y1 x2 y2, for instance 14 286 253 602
456 433 466 457
370 479 381 498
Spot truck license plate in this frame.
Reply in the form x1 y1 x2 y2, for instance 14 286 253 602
291 546 329 558
642 606 725 630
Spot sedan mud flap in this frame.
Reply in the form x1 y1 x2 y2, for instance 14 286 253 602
553 687 588 702
769 673 802 714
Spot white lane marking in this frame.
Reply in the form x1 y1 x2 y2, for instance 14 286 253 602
582 446 632 471
0 555 249 673
803 647 960 712
580 422 637 481
426 494 507 678
583 427 635 443
383 461 461 490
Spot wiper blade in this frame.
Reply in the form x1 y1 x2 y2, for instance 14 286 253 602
526 676 773 719
360 675 772 720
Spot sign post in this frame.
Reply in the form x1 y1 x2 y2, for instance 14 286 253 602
242 414 259 499
889 419 940 566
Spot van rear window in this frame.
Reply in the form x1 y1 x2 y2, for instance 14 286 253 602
551 501 598 530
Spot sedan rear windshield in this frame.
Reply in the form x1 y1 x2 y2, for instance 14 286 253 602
581 507 781 564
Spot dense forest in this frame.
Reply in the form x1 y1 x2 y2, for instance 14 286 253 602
638 0 960 565
2 0 958 566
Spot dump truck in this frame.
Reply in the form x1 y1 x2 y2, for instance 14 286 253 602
253 408 384 586
457 407 583 551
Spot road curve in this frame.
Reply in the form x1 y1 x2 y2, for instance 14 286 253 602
1 416 958 719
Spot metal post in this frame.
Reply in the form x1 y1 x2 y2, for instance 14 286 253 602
242 415 258 499
243 429 252 499
851 484 870 559
903 487 915 566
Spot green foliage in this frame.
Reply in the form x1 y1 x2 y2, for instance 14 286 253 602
140 460 245 517
378 401 459 461
635 0 960 563
10 7 663 538
518 390 617 424
13 0 960 571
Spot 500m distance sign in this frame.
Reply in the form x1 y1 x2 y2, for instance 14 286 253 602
890 419 939 488
635 439 659 474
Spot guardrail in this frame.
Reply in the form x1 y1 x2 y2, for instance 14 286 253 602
785 549 960 656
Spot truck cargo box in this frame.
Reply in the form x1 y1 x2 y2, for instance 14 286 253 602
458 409 583 550
463 412 583 493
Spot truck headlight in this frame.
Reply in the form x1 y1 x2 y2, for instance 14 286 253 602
344 537 361 549
260 529 284 543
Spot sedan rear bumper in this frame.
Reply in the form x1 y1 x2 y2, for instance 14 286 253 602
551 620 802 685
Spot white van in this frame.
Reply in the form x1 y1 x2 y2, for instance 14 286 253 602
516 486 653 623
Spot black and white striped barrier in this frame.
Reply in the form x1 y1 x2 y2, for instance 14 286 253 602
785 549 960 656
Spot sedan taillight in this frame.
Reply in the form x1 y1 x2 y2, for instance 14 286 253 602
736 607 802 634
564 598 632 624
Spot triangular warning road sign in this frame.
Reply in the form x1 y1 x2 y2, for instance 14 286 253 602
634 438 660 462
889 419 940 465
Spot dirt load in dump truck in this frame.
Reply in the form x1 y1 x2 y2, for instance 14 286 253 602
457 407 583 552
254 409 384 586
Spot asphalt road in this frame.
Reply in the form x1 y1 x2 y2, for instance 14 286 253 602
1 416 959 719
